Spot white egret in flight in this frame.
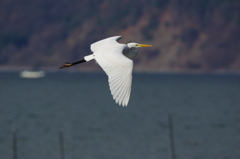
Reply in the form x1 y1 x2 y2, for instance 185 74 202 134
60 36 152 106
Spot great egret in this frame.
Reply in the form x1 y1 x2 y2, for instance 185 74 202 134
60 36 152 106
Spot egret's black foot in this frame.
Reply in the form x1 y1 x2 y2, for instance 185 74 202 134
59 62 72 69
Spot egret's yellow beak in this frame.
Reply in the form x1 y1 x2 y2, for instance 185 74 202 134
137 44 152 47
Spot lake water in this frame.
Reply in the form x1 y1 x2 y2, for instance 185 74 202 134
0 72 240 159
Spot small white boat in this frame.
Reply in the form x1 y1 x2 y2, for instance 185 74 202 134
19 70 45 78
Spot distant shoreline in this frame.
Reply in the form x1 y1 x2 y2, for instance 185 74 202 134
0 66 240 75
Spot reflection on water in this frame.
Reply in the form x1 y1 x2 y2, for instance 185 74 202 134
0 72 240 159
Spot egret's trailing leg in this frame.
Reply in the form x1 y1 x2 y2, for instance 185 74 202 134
60 54 95 69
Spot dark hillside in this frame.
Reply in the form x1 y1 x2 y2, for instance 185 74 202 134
0 0 240 72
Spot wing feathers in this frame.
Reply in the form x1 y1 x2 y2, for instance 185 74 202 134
90 36 122 52
94 43 133 106
116 74 129 105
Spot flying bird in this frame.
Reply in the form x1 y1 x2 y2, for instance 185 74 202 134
60 36 152 106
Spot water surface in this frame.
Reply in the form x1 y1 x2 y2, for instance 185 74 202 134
0 72 240 159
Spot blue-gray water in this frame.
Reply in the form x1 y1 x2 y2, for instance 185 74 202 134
0 72 240 159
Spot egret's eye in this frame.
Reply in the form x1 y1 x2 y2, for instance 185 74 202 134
136 44 138 46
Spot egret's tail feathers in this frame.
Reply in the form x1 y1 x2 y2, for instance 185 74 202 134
84 54 95 61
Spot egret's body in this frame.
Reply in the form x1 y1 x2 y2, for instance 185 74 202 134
60 36 152 106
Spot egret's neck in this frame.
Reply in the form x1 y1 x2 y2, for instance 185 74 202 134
123 47 138 59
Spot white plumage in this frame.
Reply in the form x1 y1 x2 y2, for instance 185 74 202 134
60 36 152 106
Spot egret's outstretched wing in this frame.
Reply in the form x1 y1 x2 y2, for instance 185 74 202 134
94 43 133 106
91 36 122 52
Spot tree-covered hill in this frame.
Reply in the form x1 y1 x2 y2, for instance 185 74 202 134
0 0 240 72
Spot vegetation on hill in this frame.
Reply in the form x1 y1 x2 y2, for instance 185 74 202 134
0 0 240 72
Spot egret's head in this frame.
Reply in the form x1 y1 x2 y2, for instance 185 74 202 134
127 43 152 48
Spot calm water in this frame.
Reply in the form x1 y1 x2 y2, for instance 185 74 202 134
0 72 240 159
